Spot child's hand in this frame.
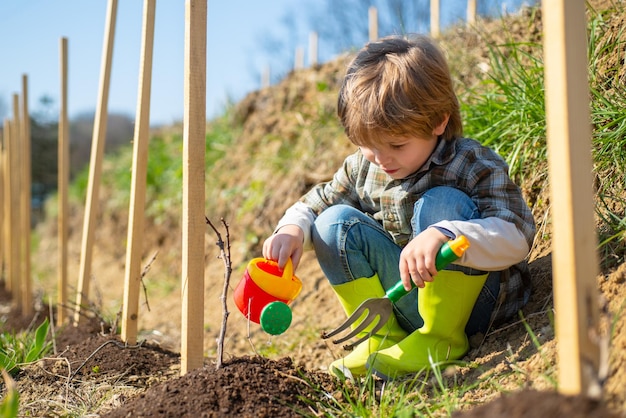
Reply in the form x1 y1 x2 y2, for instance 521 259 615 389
399 228 449 290
262 224 304 271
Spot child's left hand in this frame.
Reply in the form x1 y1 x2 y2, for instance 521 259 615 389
399 228 449 290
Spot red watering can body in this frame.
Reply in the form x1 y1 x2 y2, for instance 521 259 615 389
233 258 302 335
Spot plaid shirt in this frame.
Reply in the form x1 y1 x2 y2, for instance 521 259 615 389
299 137 536 325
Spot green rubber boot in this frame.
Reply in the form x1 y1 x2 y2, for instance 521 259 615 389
366 270 488 380
328 275 408 378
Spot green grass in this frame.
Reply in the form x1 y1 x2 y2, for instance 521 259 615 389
459 4 626 269
0 371 19 418
0 318 52 376
461 40 547 185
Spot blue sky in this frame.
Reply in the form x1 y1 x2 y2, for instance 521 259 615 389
0 0 302 126
0 0 533 127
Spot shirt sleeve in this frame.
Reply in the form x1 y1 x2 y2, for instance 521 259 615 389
460 144 536 250
432 217 530 271
274 201 317 250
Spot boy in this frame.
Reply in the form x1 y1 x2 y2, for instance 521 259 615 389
262 34 536 380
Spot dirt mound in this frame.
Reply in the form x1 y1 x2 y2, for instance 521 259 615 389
102 356 340 418
453 389 620 418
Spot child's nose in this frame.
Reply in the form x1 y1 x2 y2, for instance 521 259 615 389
373 149 390 165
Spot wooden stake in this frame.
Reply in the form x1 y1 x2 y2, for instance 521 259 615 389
309 32 318 67
467 0 477 26
431 0 440 38
58 37 69 326
261 65 270 89
1 119 10 293
74 0 118 325
181 0 206 375
0 127 4 283
368 6 378 41
10 95 22 307
122 0 156 345
20 75 32 316
542 0 601 396
294 46 304 70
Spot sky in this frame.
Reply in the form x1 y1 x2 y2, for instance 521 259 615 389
0 0 303 127
0 0 533 128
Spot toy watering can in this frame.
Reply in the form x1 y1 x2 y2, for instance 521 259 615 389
233 257 302 335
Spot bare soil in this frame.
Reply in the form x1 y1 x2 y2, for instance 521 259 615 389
3 243 624 417
2 1 626 417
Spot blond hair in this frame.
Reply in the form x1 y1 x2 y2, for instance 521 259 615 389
337 35 462 146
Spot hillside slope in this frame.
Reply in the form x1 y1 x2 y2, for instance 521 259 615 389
28 1 626 415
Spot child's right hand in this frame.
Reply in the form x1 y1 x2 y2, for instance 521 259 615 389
399 227 449 290
262 224 304 271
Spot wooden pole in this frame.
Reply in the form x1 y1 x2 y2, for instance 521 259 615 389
20 75 32 316
58 37 70 326
368 6 378 41
261 65 270 89
308 32 318 67
122 0 156 345
542 0 601 396
0 129 4 283
10 96 22 307
467 0 477 26
74 0 118 325
0 123 6 288
431 0 440 38
181 0 206 375
1 121 9 292
294 46 304 70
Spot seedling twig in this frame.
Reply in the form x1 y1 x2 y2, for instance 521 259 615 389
206 217 232 370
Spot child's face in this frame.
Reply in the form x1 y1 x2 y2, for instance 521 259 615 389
360 134 438 179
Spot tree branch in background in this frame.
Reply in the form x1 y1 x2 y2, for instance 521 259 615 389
206 216 232 370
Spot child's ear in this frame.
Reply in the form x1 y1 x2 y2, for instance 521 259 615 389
432 114 450 136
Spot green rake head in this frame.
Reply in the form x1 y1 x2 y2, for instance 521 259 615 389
321 297 392 350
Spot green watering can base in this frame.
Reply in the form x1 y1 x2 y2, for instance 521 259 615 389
260 301 293 335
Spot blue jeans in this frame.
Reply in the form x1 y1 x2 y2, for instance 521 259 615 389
311 186 501 336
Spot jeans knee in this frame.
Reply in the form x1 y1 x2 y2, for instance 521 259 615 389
413 186 479 232
313 205 360 243
317 204 360 222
